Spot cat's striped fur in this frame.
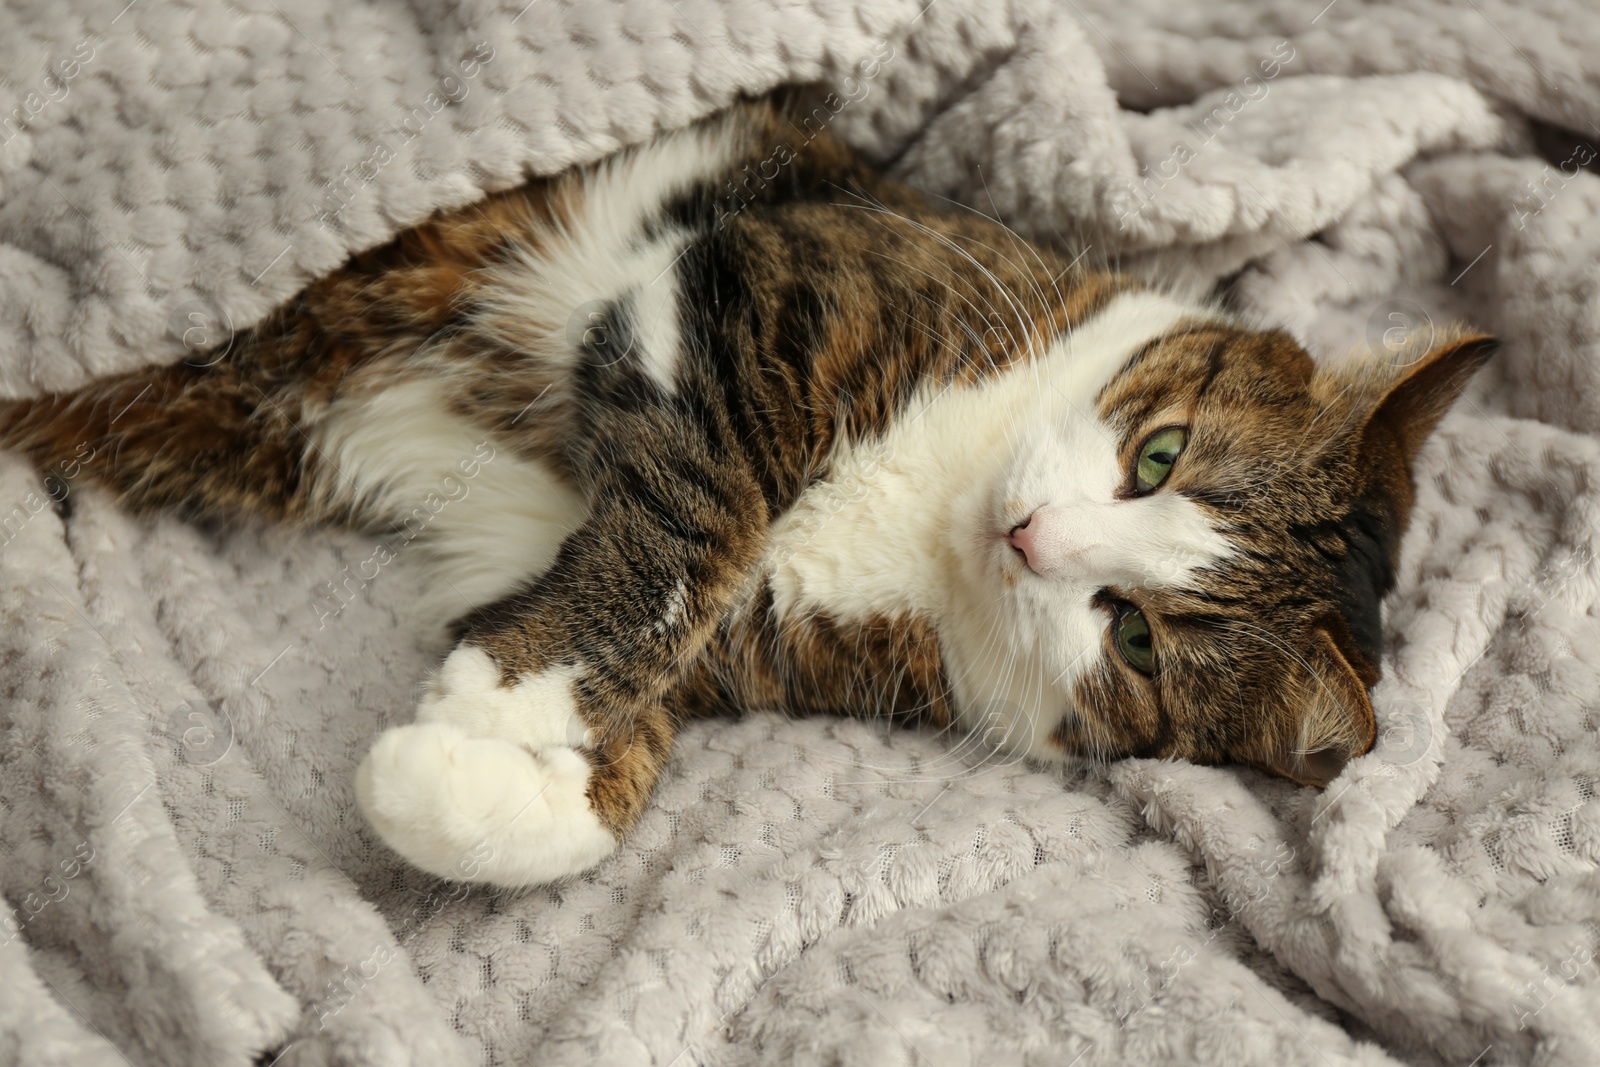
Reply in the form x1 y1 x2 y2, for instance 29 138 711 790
0 100 1492 886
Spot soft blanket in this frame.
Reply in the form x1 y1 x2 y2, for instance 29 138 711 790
1 1 1598 1064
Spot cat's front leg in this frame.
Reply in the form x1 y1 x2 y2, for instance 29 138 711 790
356 450 768 888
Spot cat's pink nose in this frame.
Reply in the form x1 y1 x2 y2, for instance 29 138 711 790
1007 514 1041 572
1007 507 1095 576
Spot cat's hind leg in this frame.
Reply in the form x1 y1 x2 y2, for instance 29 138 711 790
0 344 330 525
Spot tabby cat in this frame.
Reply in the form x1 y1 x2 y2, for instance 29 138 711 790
0 99 1492 888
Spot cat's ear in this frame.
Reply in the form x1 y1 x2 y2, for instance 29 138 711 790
1363 334 1498 462
1263 624 1378 788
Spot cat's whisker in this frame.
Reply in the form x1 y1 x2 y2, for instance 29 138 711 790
866 248 1026 373
900 180 1072 355
852 213 1114 460
836 194 1047 365
968 183 1078 365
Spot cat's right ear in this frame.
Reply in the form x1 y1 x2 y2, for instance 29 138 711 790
1259 623 1378 788
1363 333 1498 464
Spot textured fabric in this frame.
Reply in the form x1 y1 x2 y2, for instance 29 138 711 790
1 1 1598 1065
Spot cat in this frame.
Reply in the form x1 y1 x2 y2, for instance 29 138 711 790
0 98 1493 889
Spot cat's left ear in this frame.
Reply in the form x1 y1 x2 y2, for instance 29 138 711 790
1363 334 1498 462
1261 623 1378 788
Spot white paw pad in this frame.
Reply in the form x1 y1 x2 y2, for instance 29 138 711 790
355 646 614 886
356 722 617 886
415 645 591 750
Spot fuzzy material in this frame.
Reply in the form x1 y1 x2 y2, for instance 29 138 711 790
1 0 1598 1065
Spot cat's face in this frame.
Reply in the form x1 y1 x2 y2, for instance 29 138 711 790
943 292 1494 786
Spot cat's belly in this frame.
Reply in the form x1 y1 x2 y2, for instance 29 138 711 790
312 377 588 621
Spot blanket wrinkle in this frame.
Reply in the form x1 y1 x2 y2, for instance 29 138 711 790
2 1 1599 1064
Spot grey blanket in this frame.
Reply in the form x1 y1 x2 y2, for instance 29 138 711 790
1 1 1598 1064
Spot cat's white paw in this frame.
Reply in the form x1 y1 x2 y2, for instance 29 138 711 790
355 721 617 886
415 645 592 750
355 644 616 885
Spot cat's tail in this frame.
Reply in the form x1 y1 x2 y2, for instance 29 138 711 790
0 350 322 526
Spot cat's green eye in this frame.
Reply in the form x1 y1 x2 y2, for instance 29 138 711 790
1115 606 1155 675
1134 427 1188 494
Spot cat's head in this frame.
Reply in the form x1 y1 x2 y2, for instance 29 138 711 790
945 290 1494 787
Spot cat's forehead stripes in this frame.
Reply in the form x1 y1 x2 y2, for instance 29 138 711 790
1092 321 1240 437
1040 292 1231 413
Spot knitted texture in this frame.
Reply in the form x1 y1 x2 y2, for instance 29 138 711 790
1 1 1598 1065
